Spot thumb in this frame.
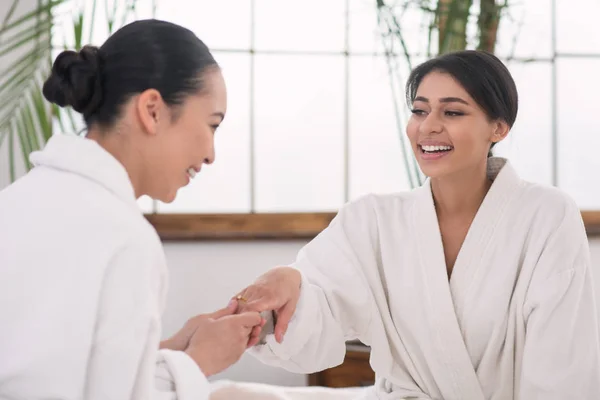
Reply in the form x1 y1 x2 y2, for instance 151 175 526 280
209 299 238 319
274 301 296 343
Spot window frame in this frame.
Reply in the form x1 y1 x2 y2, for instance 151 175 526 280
146 1 600 240
145 211 600 240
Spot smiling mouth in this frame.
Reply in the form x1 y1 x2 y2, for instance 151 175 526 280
419 145 454 154
187 167 197 179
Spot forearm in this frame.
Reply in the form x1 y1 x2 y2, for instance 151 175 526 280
159 339 176 350
155 349 211 400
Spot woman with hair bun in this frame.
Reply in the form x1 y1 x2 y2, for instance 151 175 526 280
0 19 263 400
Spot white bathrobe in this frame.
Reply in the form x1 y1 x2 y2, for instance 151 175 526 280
251 158 600 399
0 134 208 399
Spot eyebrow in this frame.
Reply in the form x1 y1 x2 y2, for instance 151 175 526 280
414 96 470 106
212 112 225 122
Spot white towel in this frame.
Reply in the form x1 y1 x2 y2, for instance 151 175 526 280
209 380 368 400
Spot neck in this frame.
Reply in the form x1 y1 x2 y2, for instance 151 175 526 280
86 127 145 198
430 161 492 219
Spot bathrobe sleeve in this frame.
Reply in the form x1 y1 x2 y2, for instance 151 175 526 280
519 201 600 399
83 235 210 400
251 197 378 373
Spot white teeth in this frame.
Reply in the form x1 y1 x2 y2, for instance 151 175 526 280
422 145 453 152
187 167 197 179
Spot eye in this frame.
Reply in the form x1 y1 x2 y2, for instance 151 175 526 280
445 111 465 117
411 108 426 116
210 124 220 133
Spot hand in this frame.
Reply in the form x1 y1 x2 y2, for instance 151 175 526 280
235 266 302 346
159 300 239 352
184 305 263 377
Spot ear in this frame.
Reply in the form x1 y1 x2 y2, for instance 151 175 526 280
136 89 165 136
491 120 510 144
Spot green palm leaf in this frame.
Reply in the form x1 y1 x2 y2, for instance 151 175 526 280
0 0 65 180
0 0 145 184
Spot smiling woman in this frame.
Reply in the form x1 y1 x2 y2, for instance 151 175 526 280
41 19 227 203
0 19 263 400
237 50 600 400
405 50 517 179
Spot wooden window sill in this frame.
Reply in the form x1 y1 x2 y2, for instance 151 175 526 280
145 211 600 241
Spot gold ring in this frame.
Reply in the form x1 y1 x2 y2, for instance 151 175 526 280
236 295 247 303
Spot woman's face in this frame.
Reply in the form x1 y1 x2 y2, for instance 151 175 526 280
406 70 507 179
141 67 227 203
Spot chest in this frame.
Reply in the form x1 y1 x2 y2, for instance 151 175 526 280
438 217 472 277
377 218 534 365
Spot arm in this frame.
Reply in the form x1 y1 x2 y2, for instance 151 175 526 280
519 204 600 398
250 198 378 373
83 236 209 400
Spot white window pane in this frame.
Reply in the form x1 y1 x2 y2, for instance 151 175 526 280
255 0 345 52
348 0 383 53
137 195 154 213
254 55 345 211
352 1 435 55
156 0 251 49
493 61 552 186
158 53 251 213
494 0 552 59
349 55 417 200
557 58 600 209
53 0 155 49
128 0 156 21
557 0 600 54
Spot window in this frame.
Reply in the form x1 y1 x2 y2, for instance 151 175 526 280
149 0 600 212
39 0 600 237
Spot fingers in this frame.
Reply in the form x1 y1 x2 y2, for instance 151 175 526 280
234 284 287 315
209 299 238 319
234 311 263 327
221 310 262 329
239 297 285 315
232 290 254 314
246 325 263 348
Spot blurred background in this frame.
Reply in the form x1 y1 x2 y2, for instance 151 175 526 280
1 0 599 388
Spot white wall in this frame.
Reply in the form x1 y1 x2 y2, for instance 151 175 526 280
161 237 600 386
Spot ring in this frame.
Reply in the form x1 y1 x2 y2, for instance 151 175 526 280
236 294 247 303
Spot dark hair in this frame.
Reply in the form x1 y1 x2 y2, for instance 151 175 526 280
43 19 219 129
405 50 518 157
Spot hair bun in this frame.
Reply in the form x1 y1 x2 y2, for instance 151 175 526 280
42 45 104 117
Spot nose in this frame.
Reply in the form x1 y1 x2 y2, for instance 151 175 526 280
418 112 443 135
204 146 215 165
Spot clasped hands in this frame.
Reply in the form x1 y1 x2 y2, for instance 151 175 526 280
160 267 302 377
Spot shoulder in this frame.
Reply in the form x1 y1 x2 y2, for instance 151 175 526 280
335 189 421 226
102 222 167 303
328 191 419 241
339 190 416 215
109 212 166 269
62 172 167 270
518 181 584 232
519 184 591 300
517 182 590 274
